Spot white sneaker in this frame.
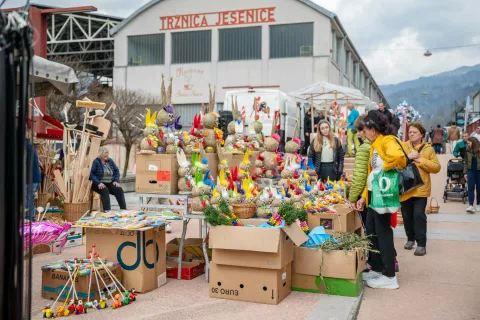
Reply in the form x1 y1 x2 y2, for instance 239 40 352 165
366 275 399 289
363 271 381 281
467 206 475 213
165 223 172 233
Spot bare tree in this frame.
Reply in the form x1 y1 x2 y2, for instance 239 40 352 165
104 87 159 177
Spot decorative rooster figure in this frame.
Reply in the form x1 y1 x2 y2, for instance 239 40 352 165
139 109 159 154
225 96 240 150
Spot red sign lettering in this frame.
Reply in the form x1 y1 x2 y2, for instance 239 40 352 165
159 7 276 31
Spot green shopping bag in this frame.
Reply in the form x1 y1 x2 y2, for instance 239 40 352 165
370 170 401 214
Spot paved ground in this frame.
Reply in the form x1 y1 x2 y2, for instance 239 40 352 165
31 153 476 320
358 154 480 320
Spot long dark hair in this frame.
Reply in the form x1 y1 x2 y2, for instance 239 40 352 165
364 110 397 136
468 137 480 158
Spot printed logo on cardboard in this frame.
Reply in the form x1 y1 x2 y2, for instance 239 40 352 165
117 231 159 271
156 170 171 181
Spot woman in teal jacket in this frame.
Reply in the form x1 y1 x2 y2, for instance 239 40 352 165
348 114 371 224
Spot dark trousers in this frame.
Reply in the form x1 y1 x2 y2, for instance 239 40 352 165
366 207 396 277
433 144 442 154
303 133 311 155
467 169 480 206
401 197 428 247
92 182 126 211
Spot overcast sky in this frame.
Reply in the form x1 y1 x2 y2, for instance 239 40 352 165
4 0 480 85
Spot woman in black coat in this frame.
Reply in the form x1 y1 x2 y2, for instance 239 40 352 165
308 120 344 181
89 147 127 211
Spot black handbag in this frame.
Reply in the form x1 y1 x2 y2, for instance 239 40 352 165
394 139 424 195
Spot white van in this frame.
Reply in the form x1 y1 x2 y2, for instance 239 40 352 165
223 89 299 143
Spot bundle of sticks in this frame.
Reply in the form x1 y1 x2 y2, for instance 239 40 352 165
54 99 115 204
35 140 59 194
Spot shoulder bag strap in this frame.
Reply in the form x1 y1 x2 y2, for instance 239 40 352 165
394 138 410 161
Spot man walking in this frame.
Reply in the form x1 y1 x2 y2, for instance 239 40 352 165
346 105 360 157
470 126 480 141
447 122 460 154
303 108 313 155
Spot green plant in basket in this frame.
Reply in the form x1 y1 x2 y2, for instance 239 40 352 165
204 199 240 226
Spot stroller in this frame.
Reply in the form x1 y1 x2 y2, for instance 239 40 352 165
443 159 467 203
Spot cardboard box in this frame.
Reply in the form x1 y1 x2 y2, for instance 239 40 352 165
65 234 83 248
209 220 308 270
42 265 122 302
135 154 179 194
209 262 291 305
307 205 362 235
166 261 205 280
291 273 363 297
293 246 366 280
166 238 211 262
65 226 83 248
85 226 166 293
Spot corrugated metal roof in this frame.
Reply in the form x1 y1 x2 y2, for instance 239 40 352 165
110 0 334 35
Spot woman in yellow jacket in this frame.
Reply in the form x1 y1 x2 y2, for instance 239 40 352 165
401 122 441 256
357 110 406 290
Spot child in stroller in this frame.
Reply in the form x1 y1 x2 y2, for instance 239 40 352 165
444 159 468 203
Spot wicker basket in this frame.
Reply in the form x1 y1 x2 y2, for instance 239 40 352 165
36 192 49 208
232 203 257 219
426 197 440 214
64 202 89 222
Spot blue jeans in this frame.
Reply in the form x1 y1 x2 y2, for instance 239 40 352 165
467 170 480 206
433 144 442 154
25 183 39 221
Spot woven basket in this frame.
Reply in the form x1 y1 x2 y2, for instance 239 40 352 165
426 197 440 214
36 192 49 208
64 202 89 222
232 203 257 219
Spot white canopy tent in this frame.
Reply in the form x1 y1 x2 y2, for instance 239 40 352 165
289 82 378 134
29 55 79 96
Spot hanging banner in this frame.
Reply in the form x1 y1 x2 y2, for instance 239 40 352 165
171 66 211 103
160 7 276 30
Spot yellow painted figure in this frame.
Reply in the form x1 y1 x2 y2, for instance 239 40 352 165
98 296 108 309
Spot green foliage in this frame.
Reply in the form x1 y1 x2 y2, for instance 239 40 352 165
218 199 231 215
204 205 230 226
295 208 308 222
319 232 378 253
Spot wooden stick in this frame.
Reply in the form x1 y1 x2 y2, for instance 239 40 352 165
90 253 115 301
62 265 79 308
64 262 79 301
103 103 116 118
51 273 72 310
40 202 50 221
96 254 127 292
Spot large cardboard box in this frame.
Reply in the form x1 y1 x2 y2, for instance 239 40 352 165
166 238 211 262
209 220 308 269
209 262 291 305
85 226 166 293
307 205 362 235
135 154 178 194
42 265 122 302
291 273 363 297
293 246 366 280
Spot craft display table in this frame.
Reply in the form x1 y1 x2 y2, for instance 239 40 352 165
136 193 210 281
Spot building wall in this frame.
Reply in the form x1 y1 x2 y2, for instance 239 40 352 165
473 92 480 113
114 0 336 104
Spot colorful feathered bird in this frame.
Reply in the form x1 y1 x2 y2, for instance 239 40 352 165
219 169 228 187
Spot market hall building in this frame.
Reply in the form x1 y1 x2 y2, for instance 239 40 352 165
111 0 387 129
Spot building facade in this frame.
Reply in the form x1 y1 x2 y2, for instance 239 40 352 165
112 0 386 129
